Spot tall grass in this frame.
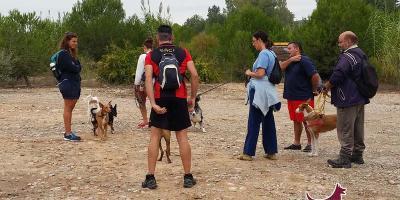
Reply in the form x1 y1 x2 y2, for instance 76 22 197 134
369 11 400 85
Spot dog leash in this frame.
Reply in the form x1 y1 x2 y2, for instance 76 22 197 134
197 82 229 96
314 92 330 114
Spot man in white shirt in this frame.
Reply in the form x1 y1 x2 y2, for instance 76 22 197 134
134 38 153 128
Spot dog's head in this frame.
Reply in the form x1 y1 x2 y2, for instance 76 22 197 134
190 100 202 122
99 101 112 114
296 103 322 121
296 103 314 113
87 95 99 106
109 102 117 117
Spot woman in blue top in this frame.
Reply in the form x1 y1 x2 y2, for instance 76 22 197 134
57 32 82 141
238 31 280 161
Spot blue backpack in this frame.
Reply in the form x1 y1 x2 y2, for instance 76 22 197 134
49 50 65 82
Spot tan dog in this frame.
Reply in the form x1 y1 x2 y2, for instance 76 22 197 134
296 103 337 156
158 129 172 163
96 101 112 140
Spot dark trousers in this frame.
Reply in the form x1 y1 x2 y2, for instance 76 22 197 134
243 89 278 156
337 104 365 157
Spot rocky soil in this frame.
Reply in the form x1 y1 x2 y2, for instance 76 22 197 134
0 83 399 199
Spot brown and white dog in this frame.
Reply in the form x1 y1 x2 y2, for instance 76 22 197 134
158 129 172 163
296 103 337 156
95 102 112 140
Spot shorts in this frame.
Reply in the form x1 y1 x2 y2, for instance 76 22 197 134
150 97 191 131
287 100 314 122
134 85 147 106
58 79 81 100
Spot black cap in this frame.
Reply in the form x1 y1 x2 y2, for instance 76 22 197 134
157 25 172 34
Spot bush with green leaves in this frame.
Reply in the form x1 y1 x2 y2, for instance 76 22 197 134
0 10 61 86
97 44 142 84
369 11 400 84
0 49 15 82
193 56 222 83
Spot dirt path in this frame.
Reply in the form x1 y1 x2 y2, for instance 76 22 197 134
0 84 399 199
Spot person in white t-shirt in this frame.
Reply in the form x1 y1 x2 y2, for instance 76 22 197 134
134 38 153 128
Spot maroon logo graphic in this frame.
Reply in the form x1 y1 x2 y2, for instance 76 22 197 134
306 183 346 200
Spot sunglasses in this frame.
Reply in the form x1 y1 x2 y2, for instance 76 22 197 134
65 32 77 37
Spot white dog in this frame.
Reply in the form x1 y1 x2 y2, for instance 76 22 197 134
86 95 101 135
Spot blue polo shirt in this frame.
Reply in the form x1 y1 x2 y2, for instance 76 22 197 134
283 55 317 100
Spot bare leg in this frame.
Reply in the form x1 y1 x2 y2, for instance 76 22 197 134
139 104 148 124
176 129 191 174
147 127 162 174
63 99 78 134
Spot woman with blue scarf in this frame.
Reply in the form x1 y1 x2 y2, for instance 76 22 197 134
238 31 281 161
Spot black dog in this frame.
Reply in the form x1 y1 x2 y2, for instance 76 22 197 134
190 95 206 132
108 104 117 134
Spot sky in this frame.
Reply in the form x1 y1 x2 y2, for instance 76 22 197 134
0 0 317 24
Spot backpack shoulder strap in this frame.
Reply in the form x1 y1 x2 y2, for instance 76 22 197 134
342 52 358 66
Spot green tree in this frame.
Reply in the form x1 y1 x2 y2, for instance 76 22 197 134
64 0 126 60
295 0 374 78
0 10 58 86
224 0 294 25
176 15 206 43
207 5 226 25
365 0 399 11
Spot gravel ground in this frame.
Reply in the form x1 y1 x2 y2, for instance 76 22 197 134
0 83 399 199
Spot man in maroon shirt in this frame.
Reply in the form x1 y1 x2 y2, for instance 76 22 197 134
142 25 199 189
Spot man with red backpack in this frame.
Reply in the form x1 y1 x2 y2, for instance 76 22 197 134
142 25 199 189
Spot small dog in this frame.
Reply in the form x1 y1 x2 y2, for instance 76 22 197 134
95 101 112 140
108 103 117 134
87 95 100 136
190 95 206 133
158 129 172 163
296 103 337 156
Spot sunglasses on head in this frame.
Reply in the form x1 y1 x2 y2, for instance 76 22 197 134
65 32 77 37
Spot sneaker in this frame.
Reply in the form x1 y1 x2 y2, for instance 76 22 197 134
264 154 277 160
183 173 197 188
64 132 81 141
302 144 312 152
237 154 253 161
142 174 157 189
284 144 301 150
